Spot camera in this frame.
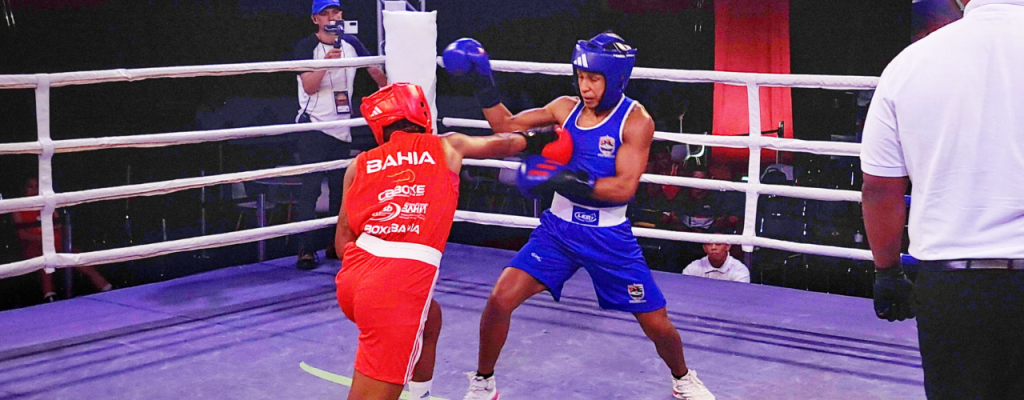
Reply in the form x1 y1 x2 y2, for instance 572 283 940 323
325 20 359 48
325 20 346 48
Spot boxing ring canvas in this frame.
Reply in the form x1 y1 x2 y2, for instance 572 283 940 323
0 244 923 400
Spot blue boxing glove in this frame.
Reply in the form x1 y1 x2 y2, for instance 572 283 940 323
442 38 502 108
873 266 916 322
517 156 594 200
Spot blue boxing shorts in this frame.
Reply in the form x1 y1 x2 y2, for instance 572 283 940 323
509 204 666 313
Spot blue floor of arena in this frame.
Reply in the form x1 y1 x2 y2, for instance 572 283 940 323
0 243 924 400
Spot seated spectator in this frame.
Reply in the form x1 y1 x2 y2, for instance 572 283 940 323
631 145 680 228
673 166 743 233
11 178 111 302
683 235 750 283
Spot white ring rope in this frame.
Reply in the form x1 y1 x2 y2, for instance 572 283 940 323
0 56 386 89
456 158 863 202
0 204 873 280
0 49 882 278
0 217 339 280
442 117 862 157
0 158 353 214
453 211 872 261
0 119 367 156
0 155 860 216
438 58 879 89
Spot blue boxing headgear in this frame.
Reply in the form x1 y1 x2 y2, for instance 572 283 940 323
571 32 636 111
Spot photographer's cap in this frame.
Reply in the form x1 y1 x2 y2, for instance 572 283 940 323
312 0 341 15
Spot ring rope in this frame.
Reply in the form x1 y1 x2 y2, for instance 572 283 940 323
462 158 862 202
0 56 386 89
442 118 862 157
0 205 874 280
0 119 368 156
0 216 339 280
451 211 872 260
0 158 354 214
1 156 856 217
438 58 879 89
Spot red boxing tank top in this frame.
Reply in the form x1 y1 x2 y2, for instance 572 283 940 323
13 210 63 259
344 132 460 253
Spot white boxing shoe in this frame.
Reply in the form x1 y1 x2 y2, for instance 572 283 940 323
672 370 715 400
462 372 499 400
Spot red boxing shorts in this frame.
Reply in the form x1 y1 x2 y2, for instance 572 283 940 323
335 234 441 385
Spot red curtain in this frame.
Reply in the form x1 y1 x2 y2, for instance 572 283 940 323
712 0 793 171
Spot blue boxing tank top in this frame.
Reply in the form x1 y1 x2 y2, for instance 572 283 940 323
559 96 637 208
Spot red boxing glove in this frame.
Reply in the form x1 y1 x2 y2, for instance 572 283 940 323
541 125 573 165
517 125 573 165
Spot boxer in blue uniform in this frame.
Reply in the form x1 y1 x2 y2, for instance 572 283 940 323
445 33 715 400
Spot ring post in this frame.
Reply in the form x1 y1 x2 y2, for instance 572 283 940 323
62 211 73 299
376 0 384 55
382 10 438 134
741 82 762 253
198 169 209 259
257 193 266 262
35 74 58 275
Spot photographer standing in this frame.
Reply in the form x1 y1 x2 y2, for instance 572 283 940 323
292 0 386 270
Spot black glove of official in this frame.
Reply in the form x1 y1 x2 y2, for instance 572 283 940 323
873 266 916 322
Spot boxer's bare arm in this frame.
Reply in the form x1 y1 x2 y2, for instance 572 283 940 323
441 132 527 174
591 104 655 204
334 162 358 251
482 96 577 133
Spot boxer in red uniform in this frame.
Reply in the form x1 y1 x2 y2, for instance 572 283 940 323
334 82 570 400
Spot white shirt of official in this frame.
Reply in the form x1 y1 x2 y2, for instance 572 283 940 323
861 0 1024 260
683 256 750 283
295 40 358 142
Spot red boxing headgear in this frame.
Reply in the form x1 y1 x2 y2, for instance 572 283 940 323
360 82 432 145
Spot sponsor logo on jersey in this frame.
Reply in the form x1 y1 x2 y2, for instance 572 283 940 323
378 184 426 202
369 202 402 222
366 151 436 174
400 203 428 219
387 169 416 183
364 223 421 235
571 206 599 226
373 202 428 221
628 284 646 303
598 136 616 158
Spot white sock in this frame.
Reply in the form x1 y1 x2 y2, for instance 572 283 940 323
408 380 432 399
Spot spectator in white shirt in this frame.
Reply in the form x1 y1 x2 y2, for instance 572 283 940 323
682 241 749 283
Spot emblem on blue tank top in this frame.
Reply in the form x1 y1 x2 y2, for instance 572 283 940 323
598 135 616 158
571 206 599 226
